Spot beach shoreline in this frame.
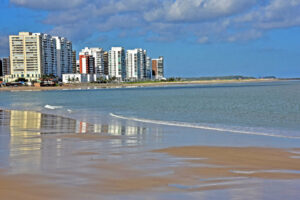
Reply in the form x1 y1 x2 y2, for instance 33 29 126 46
1 109 300 199
0 78 279 92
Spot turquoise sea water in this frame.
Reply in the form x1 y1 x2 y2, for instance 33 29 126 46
0 80 300 147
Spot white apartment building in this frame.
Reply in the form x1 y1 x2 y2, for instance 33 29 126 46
6 32 73 82
108 47 126 80
126 49 140 80
79 47 104 75
7 32 43 81
33 33 57 76
126 48 148 81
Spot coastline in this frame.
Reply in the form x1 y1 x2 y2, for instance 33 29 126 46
0 78 279 92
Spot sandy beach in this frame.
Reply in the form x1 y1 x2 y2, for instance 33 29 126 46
0 78 278 92
1 142 300 199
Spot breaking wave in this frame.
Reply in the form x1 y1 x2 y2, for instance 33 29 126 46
44 105 63 110
109 113 300 139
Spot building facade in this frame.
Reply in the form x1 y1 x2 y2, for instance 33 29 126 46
62 73 98 83
2 57 10 76
79 47 104 76
53 36 73 78
72 50 77 73
33 33 57 76
138 49 147 80
108 47 126 80
5 32 73 82
152 56 164 80
103 51 109 76
79 55 96 75
126 49 140 80
7 32 43 82
146 56 152 79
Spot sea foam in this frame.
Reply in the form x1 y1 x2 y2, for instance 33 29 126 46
44 105 63 110
110 113 300 139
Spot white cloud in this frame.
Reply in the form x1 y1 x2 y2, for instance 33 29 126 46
197 36 209 44
145 0 257 22
8 0 300 44
10 0 84 10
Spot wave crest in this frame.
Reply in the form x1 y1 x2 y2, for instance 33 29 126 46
44 105 63 110
109 113 300 139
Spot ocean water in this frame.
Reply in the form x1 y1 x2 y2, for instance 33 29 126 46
1 81 300 200
0 81 300 146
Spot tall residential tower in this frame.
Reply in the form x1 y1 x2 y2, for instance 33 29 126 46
126 49 140 80
108 47 126 80
79 47 104 75
33 33 57 76
8 32 43 81
53 36 73 78
152 56 164 80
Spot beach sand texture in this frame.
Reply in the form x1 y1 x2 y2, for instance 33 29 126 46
1 143 300 199
0 103 300 199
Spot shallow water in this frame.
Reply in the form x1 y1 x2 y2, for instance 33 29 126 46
1 81 300 140
0 110 300 199
1 81 300 199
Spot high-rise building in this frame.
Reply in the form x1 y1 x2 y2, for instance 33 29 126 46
103 51 108 76
138 49 147 80
53 36 73 78
79 47 104 75
72 50 77 73
9 32 43 81
2 57 10 76
126 49 140 80
108 47 126 80
152 56 164 80
79 55 95 74
6 32 73 82
33 33 57 76
146 56 152 79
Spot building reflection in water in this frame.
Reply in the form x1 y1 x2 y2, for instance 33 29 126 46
10 110 42 153
0 110 11 168
7 110 43 172
76 118 147 137
0 109 151 172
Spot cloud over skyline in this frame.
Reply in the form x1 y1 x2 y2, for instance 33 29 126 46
2 0 300 77
7 0 300 43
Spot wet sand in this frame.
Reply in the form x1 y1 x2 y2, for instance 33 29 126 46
154 146 300 179
0 170 78 200
1 144 300 199
1 109 300 199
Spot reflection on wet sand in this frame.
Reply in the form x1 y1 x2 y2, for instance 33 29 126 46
3 109 148 135
1 110 300 200
0 110 149 173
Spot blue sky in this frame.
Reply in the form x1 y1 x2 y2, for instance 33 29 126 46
0 0 300 78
